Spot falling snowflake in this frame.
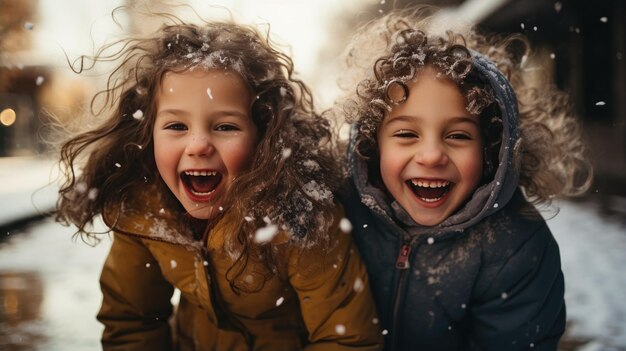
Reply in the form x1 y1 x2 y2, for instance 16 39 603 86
353 277 364 292
595 101 606 106
254 224 278 243
171 260 177 269
24 22 34 30
75 182 88 193
36 76 44 86
554 2 562 12
339 218 352 233
145 263 151 268
133 109 144 119
282 148 292 159
600 17 608 23
275 297 284 306
335 324 346 335
206 87 213 99
87 188 98 201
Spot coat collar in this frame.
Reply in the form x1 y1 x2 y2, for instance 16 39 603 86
102 181 292 249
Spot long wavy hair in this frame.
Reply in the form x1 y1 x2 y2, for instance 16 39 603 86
337 6 592 205
56 13 341 292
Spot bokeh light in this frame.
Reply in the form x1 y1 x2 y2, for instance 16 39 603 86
0 108 17 127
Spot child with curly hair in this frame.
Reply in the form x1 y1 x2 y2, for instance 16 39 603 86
56 11 381 351
337 6 592 350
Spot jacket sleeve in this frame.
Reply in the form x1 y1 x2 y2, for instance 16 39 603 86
287 205 383 351
469 225 566 351
98 233 175 351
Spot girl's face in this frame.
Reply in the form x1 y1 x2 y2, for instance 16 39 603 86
377 66 483 226
153 69 258 219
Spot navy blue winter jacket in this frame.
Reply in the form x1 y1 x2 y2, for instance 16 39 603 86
341 52 566 350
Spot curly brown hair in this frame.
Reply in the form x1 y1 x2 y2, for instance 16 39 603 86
55 13 341 289
338 6 592 205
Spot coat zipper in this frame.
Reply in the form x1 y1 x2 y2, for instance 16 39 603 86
390 239 414 350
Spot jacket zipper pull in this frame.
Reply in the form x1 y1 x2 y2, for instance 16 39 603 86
395 243 411 269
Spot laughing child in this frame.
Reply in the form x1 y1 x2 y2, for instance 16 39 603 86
56 13 381 351
337 6 592 351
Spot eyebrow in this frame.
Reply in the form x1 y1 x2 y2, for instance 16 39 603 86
156 108 250 119
384 114 479 126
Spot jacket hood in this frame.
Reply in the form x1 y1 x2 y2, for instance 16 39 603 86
349 51 521 237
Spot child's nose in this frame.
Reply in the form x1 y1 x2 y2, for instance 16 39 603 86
185 134 215 157
413 141 448 167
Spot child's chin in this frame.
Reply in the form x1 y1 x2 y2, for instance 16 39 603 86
406 208 447 227
180 201 217 220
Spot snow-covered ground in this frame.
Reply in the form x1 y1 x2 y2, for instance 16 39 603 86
548 199 626 351
0 199 624 350
0 157 58 227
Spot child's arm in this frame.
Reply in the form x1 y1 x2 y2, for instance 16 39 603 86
469 223 565 350
98 233 175 350
286 205 383 351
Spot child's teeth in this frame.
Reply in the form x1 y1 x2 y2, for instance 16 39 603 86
421 196 442 202
190 189 216 196
185 171 217 176
411 179 450 188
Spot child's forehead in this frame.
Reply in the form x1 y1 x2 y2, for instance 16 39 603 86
157 69 254 103
161 68 247 87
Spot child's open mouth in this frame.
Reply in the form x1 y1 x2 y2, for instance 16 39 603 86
407 179 451 203
181 170 222 198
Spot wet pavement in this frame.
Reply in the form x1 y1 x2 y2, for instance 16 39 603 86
0 219 110 351
0 198 625 351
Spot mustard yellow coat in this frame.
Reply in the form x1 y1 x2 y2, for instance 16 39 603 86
99 190 382 351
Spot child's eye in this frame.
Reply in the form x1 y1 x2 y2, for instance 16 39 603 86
393 130 417 138
447 132 472 140
215 124 241 132
165 123 187 131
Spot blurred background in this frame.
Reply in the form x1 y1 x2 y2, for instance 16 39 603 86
0 0 624 350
